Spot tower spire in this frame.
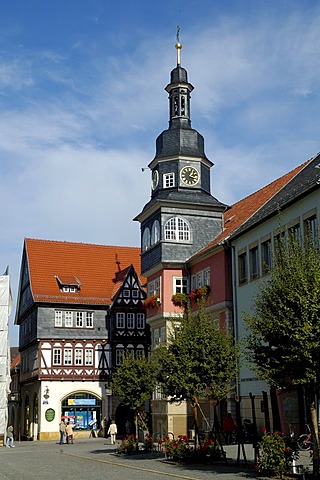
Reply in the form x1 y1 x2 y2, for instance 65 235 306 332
175 25 182 66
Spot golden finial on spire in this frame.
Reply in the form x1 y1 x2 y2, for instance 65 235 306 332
175 25 182 65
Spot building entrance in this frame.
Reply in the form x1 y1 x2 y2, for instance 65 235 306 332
61 392 102 431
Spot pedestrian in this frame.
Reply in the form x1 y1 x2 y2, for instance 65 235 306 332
6 424 15 448
107 420 117 445
65 422 74 444
223 413 236 445
59 419 66 445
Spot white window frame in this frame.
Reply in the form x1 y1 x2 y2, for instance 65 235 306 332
136 313 145 329
86 312 93 328
85 349 93 366
123 290 130 298
163 172 175 188
76 312 84 328
164 217 190 242
173 277 188 294
127 313 135 329
53 348 62 365
64 348 72 365
54 311 62 327
75 348 83 365
132 290 139 298
65 311 73 328
116 312 125 329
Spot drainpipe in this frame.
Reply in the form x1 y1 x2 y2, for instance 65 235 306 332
230 243 240 399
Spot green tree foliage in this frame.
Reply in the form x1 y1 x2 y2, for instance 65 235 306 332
112 354 157 443
245 231 320 478
155 306 239 435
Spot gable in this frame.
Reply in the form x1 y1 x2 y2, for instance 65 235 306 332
112 265 146 307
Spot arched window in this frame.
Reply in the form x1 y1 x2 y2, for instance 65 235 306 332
164 217 190 242
151 220 160 245
142 227 151 252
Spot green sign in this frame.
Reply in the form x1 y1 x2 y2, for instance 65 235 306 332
45 408 55 422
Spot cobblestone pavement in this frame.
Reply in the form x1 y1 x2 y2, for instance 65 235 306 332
0 438 313 480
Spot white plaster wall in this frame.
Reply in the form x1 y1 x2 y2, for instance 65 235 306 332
233 189 319 398
39 380 107 435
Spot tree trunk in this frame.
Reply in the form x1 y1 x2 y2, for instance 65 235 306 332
192 396 201 449
307 390 319 479
134 414 139 452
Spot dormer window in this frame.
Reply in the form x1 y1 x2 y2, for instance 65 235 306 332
55 275 81 293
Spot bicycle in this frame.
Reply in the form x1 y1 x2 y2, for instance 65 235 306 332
297 424 312 451
288 423 312 451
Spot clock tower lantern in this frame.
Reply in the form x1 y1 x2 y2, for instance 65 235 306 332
134 38 227 277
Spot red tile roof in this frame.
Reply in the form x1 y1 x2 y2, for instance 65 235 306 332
197 159 311 256
25 239 144 305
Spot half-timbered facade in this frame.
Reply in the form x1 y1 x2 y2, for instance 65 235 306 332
15 238 147 441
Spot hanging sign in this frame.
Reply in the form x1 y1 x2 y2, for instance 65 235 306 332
45 408 55 422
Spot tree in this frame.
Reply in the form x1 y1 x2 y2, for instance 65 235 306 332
155 305 239 443
245 231 320 479
111 354 157 446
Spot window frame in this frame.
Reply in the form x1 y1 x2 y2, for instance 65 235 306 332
127 313 135 329
85 349 94 366
116 312 125 329
75 348 83 365
164 217 190 242
53 348 62 366
163 172 175 188
173 276 188 294
54 311 63 327
238 250 248 285
136 313 145 329
64 348 72 365
65 311 73 328
249 245 260 280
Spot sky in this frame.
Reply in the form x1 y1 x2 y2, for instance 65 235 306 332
1 0 320 345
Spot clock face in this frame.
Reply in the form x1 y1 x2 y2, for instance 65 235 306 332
180 166 199 186
151 170 159 190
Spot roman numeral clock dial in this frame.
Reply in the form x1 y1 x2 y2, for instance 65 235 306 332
180 166 199 186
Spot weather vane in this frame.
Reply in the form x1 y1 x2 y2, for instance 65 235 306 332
176 25 180 44
175 25 182 65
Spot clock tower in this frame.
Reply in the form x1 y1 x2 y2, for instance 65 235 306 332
135 38 227 277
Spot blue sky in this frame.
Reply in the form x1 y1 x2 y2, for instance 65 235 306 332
2 0 320 345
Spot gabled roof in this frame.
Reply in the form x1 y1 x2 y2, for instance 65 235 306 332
24 238 144 305
193 157 313 259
